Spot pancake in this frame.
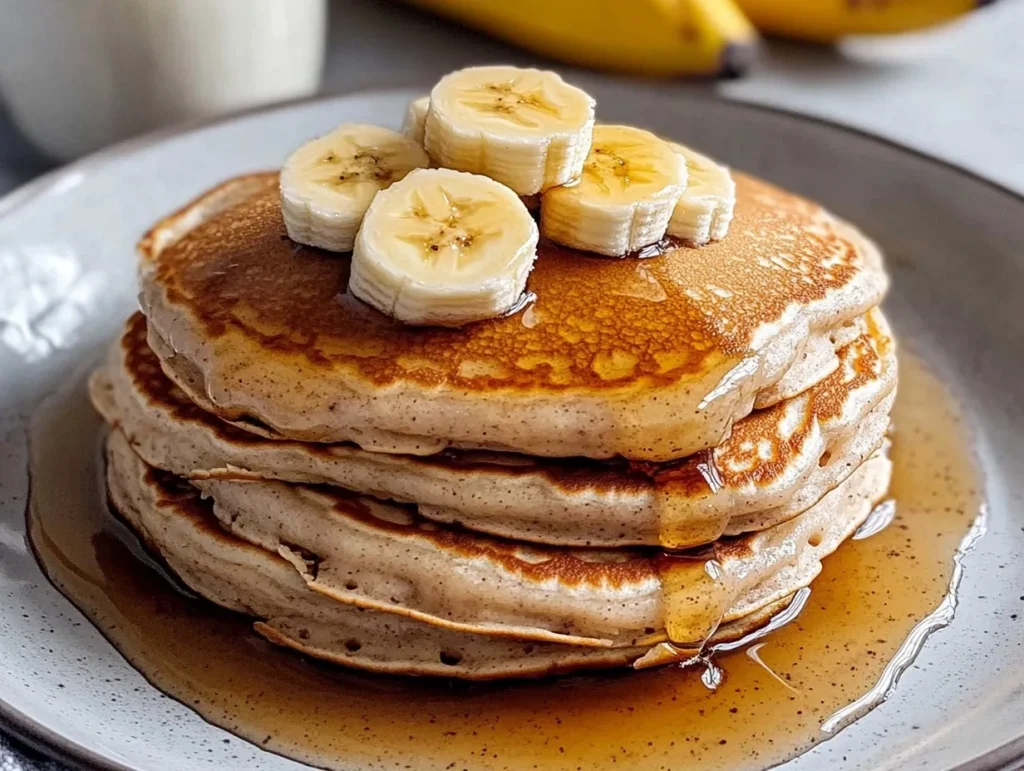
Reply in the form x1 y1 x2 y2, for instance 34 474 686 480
105 429 857 679
108 428 890 649
138 171 888 461
93 309 895 548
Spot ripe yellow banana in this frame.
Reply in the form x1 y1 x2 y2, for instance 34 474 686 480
400 0 758 77
736 0 983 42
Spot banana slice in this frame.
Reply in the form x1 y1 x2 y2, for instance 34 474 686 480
424 65 595 196
349 168 539 327
280 123 429 252
666 142 736 245
541 125 687 256
402 96 429 145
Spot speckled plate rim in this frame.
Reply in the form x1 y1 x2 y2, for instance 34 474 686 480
0 87 1022 771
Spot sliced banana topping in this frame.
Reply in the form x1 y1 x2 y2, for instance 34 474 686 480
402 96 429 146
280 123 429 252
275 69 736 328
424 65 595 196
666 142 736 245
349 168 539 327
541 125 687 257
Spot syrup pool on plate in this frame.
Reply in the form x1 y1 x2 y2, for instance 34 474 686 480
28 350 984 770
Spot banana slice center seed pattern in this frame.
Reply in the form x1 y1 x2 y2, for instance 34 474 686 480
396 188 504 270
458 79 562 128
582 138 679 199
312 146 406 191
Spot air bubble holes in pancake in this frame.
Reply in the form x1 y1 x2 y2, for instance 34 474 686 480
439 651 463 666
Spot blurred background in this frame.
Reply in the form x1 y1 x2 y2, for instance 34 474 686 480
0 0 1020 195
0 0 1020 768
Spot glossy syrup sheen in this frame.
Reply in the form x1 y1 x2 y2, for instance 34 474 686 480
144 172 862 391
28 351 983 771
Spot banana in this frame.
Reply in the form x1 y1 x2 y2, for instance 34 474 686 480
280 124 429 252
736 0 981 41
400 0 757 77
349 168 539 326
666 142 735 245
402 96 429 145
540 125 687 257
424 65 595 196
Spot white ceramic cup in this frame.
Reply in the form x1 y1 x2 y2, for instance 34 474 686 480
0 0 326 161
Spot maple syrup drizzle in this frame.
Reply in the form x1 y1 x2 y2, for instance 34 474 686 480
655 547 729 647
28 350 983 770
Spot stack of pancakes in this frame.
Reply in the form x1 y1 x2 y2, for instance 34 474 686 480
92 170 895 679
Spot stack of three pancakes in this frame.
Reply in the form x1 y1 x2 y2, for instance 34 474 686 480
91 170 895 679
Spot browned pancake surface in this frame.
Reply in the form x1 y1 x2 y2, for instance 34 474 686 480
144 172 864 394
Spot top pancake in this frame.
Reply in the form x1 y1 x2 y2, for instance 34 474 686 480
139 171 888 460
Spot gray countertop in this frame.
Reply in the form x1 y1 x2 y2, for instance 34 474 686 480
2 0 1022 767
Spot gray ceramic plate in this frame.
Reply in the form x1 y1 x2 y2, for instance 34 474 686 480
1 86 1023 771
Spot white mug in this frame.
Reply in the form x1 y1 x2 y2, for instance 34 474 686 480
0 0 327 161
